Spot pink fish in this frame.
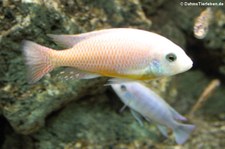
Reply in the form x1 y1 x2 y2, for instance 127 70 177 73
194 7 213 39
22 28 193 83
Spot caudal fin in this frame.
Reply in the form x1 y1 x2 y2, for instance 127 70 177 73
173 123 195 144
22 40 54 84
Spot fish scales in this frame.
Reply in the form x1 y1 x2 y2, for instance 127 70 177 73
51 30 152 75
22 28 192 83
54 39 149 72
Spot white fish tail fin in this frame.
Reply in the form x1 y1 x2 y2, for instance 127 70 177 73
22 40 54 84
173 123 195 144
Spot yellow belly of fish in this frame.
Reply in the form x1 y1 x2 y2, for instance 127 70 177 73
99 71 157 80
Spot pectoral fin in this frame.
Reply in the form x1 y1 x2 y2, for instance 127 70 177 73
47 34 85 48
48 29 112 48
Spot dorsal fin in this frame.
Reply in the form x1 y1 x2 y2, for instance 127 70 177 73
47 29 113 48
47 34 87 48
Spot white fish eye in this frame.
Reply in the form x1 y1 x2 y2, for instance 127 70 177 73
166 53 177 62
120 85 127 91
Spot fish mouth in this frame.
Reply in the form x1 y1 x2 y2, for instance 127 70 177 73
174 56 193 75
181 57 193 72
186 57 193 70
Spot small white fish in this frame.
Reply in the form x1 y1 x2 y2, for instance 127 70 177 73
111 82 195 144
194 7 213 39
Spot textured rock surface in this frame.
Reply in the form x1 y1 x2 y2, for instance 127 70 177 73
1 78 225 149
0 0 225 148
0 0 151 135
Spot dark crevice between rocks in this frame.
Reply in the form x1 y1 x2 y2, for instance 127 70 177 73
0 116 6 148
187 36 225 83
105 87 124 114
0 116 34 149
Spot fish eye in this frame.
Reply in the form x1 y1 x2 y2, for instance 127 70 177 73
120 85 127 91
166 53 177 62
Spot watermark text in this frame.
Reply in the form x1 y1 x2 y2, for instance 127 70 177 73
180 1 224 7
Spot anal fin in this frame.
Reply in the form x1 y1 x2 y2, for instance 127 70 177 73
57 68 100 80
157 124 168 137
130 109 144 126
